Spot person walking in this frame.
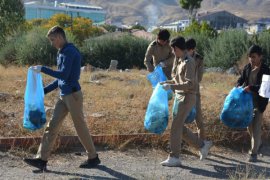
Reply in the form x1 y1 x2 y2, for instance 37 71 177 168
160 36 212 167
24 26 100 170
236 44 270 162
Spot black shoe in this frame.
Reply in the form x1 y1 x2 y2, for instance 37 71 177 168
23 158 47 170
247 154 257 162
79 154 101 168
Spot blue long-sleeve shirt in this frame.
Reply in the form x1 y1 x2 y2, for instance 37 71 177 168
41 43 81 96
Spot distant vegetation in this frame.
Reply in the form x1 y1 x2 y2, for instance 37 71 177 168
0 0 25 47
1 11 270 69
81 34 149 69
80 0 270 26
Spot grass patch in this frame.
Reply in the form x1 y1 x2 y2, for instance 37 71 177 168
0 66 270 149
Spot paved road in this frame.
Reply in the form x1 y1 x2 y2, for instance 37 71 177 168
1 146 270 180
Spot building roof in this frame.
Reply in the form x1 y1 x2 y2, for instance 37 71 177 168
59 2 103 11
197 10 247 23
24 1 104 11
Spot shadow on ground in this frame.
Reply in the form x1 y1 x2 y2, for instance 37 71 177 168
33 165 136 180
207 153 270 179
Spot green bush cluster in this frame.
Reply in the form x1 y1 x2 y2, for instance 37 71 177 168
257 32 270 65
15 28 56 65
2 25 270 69
81 33 150 69
183 20 217 38
204 29 250 69
184 32 212 58
0 0 25 47
0 36 17 65
0 27 77 66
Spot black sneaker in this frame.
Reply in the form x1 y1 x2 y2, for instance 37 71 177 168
247 154 257 162
23 158 47 170
79 154 101 168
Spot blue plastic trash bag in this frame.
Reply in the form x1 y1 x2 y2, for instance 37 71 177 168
147 65 173 100
220 87 253 128
147 65 167 88
144 83 169 134
172 96 196 124
23 68 46 130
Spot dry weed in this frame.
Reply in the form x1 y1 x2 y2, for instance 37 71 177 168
0 66 270 149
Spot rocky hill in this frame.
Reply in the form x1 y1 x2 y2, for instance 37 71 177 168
26 0 270 26
83 0 270 26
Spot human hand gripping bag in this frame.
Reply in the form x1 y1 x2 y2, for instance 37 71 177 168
144 83 169 134
220 87 253 128
146 65 173 100
23 68 46 130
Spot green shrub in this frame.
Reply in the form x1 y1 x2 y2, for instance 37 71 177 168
81 33 150 69
184 32 213 57
100 24 117 32
182 20 217 38
204 29 250 69
0 26 86 66
0 0 25 47
257 32 270 65
13 27 77 66
0 36 18 65
15 27 56 65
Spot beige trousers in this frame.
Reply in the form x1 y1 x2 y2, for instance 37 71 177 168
36 90 97 161
195 92 205 140
170 94 204 158
248 108 263 154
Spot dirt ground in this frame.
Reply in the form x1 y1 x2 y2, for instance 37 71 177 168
1 68 270 179
1 145 270 180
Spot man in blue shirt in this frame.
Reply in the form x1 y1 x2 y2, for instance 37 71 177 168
24 26 100 170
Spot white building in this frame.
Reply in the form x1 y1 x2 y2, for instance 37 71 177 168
245 19 270 34
246 23 266 34
24 1 106 25
160 10 247 32
160 20 190 32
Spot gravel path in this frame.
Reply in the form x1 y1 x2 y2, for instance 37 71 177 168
1 146 270 180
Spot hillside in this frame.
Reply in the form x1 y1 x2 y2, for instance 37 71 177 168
25 0 270 26
201 0 270 21
83 0 270 26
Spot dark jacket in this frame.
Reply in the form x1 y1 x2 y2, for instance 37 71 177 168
42 43 81 96
236 63 270 113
